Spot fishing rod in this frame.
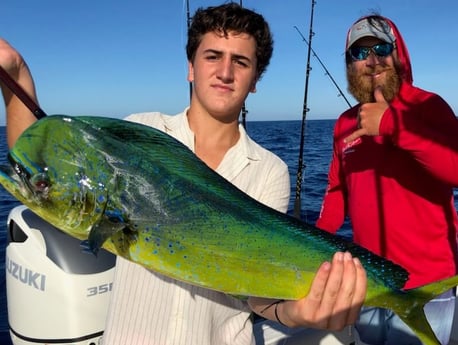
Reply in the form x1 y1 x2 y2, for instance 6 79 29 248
0 65 47 118
186 0 192 101
293 0 316 220
293 25 352 108
239 0 248 129
0 65 46 179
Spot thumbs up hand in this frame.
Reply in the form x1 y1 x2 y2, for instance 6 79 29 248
344 87 389 143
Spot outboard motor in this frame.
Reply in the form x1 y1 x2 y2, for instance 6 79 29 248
5 205 116 345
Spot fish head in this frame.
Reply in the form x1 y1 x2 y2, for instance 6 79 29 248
0 115 111 240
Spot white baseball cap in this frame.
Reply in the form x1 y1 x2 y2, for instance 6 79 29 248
346 17 396 49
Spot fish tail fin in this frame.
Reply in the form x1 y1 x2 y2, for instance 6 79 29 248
396 306 439 345
393 275 458 345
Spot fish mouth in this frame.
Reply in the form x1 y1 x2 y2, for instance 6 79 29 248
0 162 28 201
0 153 50 201
7 153 36 196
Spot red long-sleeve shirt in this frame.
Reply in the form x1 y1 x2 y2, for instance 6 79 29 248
316 18 458 290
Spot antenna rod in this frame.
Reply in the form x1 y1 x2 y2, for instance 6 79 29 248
293 0 316 219
293 25 352 108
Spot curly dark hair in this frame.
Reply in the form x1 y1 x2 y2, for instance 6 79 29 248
186 2 273 80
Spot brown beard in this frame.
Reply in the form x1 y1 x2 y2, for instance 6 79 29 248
347 64 401 103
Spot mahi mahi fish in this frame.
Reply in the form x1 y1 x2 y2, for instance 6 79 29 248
0 115 457 345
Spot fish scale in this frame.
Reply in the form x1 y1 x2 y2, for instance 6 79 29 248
1 115 457 345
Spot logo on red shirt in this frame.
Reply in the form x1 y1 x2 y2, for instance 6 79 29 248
342 137 362 155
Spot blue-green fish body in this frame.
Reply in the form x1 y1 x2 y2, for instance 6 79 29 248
0 115 456 345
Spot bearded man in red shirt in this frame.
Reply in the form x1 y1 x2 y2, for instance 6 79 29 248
317 14 458 345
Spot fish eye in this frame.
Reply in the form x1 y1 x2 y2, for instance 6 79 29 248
30 172 50 193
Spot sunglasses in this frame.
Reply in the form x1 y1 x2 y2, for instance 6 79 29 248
349 43 394 61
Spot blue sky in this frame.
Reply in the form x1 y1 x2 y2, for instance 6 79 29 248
1 0 457 123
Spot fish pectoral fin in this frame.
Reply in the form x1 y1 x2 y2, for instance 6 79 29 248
83 220 127 256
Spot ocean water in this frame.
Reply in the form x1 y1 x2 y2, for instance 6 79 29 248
247 119 337 223
0 119 455 344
